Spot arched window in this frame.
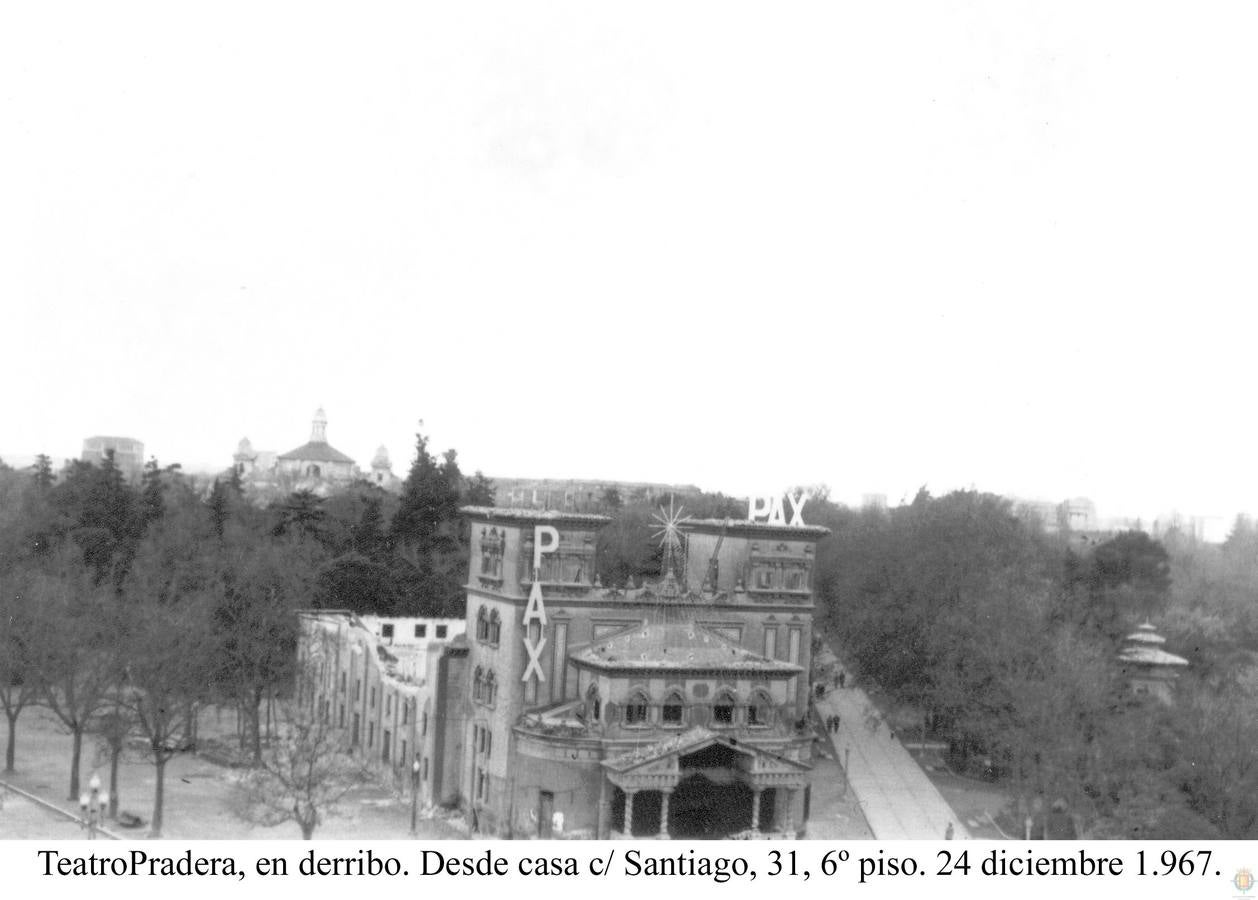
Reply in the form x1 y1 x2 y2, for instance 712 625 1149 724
485 671 497 707
713 689 737 727
473 666 484 703
662 690 685 727
747 690 772 727
476 607 489 641
624 690 649 726
480 528 504 577
587 684 601 723
488 610 501 645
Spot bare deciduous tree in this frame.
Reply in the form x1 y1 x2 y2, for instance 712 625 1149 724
234 698 369 839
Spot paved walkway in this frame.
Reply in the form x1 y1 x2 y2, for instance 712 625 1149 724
802 739 875 840
815 660 970 840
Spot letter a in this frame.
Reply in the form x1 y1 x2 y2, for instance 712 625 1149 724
768 495 787 525
522 579 548 627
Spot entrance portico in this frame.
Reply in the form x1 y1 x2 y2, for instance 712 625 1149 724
603 728 809 838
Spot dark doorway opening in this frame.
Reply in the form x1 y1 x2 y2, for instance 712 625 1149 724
610 787 664 836
669 774 753 838
538 791 553 839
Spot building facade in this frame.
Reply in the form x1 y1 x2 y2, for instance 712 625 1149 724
299 612 467 807
459 507 828 839
81 435 145 482
233 408 399 499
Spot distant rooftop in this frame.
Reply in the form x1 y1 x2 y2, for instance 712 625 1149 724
1118 646 1189 667
277 440 355 463
1118 622 1187 667
1124 622 1168 645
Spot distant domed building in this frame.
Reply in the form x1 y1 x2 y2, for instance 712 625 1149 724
276 408 357 483
369 444 401 490
1117 622 1188 704
230 408 398 499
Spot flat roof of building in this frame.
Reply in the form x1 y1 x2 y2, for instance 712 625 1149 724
460 506 612 526
684 518 831 538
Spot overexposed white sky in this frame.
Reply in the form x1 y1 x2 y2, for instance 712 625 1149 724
2 3 1255 532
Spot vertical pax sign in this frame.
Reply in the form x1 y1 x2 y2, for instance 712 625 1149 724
522 525 559 683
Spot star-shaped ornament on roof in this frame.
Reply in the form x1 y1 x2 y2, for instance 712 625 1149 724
652 496 692 581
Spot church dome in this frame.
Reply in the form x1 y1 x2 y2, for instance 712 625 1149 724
371 445 391 470
235 437 254 456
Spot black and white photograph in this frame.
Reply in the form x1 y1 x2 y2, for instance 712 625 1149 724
2 1 1257 857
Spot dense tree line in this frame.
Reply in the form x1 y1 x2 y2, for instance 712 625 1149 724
808 489 1257 839
0 427 486 835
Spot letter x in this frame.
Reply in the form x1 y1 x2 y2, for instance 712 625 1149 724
522 636 548 682
787 491 809 526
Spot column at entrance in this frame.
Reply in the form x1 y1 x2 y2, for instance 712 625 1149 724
624 790 637 836
658 790 672 839
780 788 795 833
750 788 763 831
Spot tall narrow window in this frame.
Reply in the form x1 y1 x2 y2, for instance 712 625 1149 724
662 691 685 726
747 690 772 727
624 691 649 726
713 690 736 726
552 621 569 700
788 627 803 698
587 685 601 722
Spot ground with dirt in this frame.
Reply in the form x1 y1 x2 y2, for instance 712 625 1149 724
1 707 463 840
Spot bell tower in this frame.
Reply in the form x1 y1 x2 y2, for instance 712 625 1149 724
310 407 328 443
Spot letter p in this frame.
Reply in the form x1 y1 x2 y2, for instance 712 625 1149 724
533 525 560 571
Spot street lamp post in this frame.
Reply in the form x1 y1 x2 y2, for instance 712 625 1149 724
79 774 108 840
410 759 421 836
